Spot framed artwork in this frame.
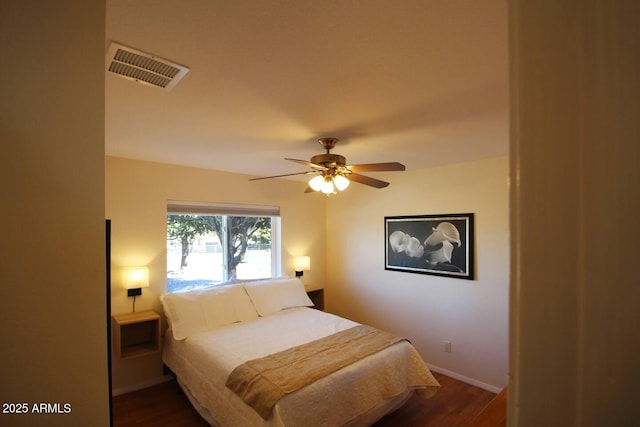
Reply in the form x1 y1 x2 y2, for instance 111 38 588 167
384 213 474 280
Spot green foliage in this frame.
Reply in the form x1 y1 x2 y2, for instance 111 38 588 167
167 215 211 241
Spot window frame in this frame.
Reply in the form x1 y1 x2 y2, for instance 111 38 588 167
166 200 282 291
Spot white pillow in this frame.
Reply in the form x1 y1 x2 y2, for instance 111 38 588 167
161 284 258 340
243 278 314 317
225 285 262 323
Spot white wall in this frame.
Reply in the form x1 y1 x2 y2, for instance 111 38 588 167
326 156 509 391
105 156 327 392
509 1 639 425
0 1 109 426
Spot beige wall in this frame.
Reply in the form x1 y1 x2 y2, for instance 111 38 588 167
106 156 509 393
326 156 510 391
509 1 639 425
0 1 109 426
105 156 327 392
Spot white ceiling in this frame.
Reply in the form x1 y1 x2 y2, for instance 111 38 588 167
106 0 509 182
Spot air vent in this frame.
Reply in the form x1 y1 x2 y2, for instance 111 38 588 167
106 42 189 91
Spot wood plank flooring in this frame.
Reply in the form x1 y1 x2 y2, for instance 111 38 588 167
113 371 498 427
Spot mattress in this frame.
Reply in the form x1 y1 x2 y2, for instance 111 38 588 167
163 307 439 426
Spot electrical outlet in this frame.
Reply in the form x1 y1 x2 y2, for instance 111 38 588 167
443 341 452 353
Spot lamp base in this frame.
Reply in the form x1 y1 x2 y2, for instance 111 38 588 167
295 271 303 277
127 288 142 297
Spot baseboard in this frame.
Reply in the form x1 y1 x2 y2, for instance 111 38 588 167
112 375 172 397
427 364 503 394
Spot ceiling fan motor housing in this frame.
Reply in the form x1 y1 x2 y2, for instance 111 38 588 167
310 153 347 168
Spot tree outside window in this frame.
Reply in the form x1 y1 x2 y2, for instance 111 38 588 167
167 214 275 292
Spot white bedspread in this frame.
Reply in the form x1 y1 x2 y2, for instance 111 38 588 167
163 307 439 427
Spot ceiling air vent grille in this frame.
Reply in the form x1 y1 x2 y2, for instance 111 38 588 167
106 42 189 91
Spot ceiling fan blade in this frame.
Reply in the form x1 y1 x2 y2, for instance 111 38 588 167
347 162 406 172
249 171 317 181
285 158 326 169
348 172 390 188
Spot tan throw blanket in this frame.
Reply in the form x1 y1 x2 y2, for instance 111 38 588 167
226 325 406 420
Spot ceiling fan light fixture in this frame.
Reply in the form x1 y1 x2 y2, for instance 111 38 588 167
320 178 335 194
334 174 350 191
309 175 325 191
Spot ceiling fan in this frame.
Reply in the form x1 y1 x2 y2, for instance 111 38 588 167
249 138 405 194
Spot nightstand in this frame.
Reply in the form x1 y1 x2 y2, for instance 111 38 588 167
111 310 161 359
304 285 325 311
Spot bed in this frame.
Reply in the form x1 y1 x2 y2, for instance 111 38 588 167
161 278 439 426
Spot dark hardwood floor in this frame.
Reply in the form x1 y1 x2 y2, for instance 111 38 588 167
113 371 498 427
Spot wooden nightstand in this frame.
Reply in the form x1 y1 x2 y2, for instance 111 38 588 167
111 310 161 359
304 285 325 311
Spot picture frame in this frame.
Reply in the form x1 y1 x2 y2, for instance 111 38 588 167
384 213 474 280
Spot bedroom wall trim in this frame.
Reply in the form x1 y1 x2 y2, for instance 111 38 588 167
427 365 502 394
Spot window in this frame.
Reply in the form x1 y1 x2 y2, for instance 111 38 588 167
166 201 281 293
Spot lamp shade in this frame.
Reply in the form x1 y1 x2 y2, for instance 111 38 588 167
333 174 350 191
293 256 311 272
309 175 325 191
123 267 149 289
309 174 350 193
320 179 334 194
